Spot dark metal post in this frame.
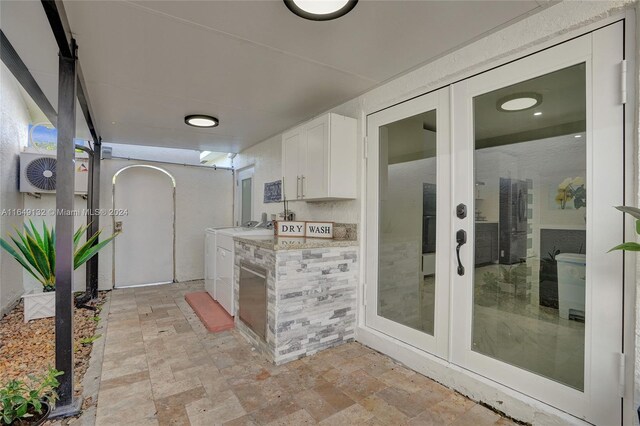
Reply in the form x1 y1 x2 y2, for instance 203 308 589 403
87 138 101 298
53 38 80 415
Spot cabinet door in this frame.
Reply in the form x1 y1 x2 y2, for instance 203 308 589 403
303 115 328 199
282 127 302 200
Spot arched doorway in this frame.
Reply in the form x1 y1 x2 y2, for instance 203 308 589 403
112 165 176 288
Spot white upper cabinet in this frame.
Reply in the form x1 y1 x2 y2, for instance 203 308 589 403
282 113 357 201
282 127 304 201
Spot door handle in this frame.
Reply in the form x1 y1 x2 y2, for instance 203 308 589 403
296 176 301 199
456 229 467 276
301 175 305 198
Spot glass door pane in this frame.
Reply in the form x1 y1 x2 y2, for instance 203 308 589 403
472 64 586 390
378 109 437 335
241 177 252 225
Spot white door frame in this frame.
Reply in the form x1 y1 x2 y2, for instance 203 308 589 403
112 164 176 288
364 20 628 425
365 87 451 358
235 166 255 226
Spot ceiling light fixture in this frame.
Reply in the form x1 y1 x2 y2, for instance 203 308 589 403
284 0 358 21
533 111 542 116
497 93 542 112
185 115 219 128
574 135 582 138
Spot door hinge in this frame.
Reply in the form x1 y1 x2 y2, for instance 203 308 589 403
621 60 627 105
618 352 626 397
363 137 368 160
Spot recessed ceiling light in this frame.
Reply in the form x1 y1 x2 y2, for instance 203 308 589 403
533 112 542 116
284 0 358 21
185 115 219 128
574 134 582 138
497 93 542 112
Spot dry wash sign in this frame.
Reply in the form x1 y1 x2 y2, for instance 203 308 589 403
275 221 334 238
305 222 333 239
275 221 305 237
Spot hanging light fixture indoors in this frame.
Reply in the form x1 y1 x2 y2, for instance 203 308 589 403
284 0 358 21
185 115 219 128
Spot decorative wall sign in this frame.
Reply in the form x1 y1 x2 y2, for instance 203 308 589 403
305 222 334 239
264 180 282 203
275 221 306 237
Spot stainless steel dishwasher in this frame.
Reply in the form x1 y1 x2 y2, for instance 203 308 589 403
238 261 267 340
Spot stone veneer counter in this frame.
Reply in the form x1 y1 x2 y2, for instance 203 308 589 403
233 236 358 365
234 235 358 250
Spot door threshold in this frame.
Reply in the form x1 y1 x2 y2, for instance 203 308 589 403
114 281 173 289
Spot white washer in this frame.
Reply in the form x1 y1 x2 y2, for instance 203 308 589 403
205 227 230 299
205 226 249 300
210 227 273 316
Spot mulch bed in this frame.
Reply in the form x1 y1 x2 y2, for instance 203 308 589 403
0 292 107 400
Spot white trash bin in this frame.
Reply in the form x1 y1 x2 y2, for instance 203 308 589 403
556 253 586 320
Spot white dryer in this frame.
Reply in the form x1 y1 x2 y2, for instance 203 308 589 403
214 227 272 316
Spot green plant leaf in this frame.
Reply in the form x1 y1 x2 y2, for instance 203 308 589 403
10 233 39 273
24 233 52 283
29 219 44 249
0 238 42 284
73 229 103 263
74 233 119 270
615 206 640 220
608 242 640 252
73 223 90 249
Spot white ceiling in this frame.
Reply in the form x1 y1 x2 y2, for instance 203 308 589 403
2 0 549 152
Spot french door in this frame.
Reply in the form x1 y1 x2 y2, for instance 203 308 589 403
366 87 451 357
366 22 624 424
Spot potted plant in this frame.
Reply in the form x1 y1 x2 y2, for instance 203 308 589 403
478 263 528 307
0 368 62 425
610 206 640 252
0 220 118 322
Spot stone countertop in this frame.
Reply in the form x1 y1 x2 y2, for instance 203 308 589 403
235 235 358 251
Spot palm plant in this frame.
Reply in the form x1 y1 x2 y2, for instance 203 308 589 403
0 220 119 292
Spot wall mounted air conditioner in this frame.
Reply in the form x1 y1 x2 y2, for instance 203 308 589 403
19 152 89 194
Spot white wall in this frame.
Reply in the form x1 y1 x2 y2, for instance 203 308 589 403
96 159 233 288
21 157 233 291
0 64 27 315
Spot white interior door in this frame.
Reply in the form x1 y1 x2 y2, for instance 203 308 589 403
114 166 174 287
236 167 254 226
450 23 624 424
366 87 451 357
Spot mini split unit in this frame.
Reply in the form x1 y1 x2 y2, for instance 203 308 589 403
19 152 89 194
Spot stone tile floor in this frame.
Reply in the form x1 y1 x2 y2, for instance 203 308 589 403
92 281 518 425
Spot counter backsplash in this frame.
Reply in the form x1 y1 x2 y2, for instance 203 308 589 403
332 223 357 241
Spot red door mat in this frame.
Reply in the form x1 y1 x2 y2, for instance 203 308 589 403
185 292 234 333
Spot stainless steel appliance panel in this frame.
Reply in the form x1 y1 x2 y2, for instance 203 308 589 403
239 262 267 340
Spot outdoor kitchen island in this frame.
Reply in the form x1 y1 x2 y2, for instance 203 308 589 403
233 234 358 365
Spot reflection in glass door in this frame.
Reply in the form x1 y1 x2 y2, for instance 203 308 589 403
471 63 587 390
366 88 450 357
379 109 437 335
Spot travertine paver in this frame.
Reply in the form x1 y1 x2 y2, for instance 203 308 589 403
93 281 518 425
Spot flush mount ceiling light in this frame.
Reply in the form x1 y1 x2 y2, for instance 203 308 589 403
497 93 542 112
185 115 219 128
284 0 358 21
